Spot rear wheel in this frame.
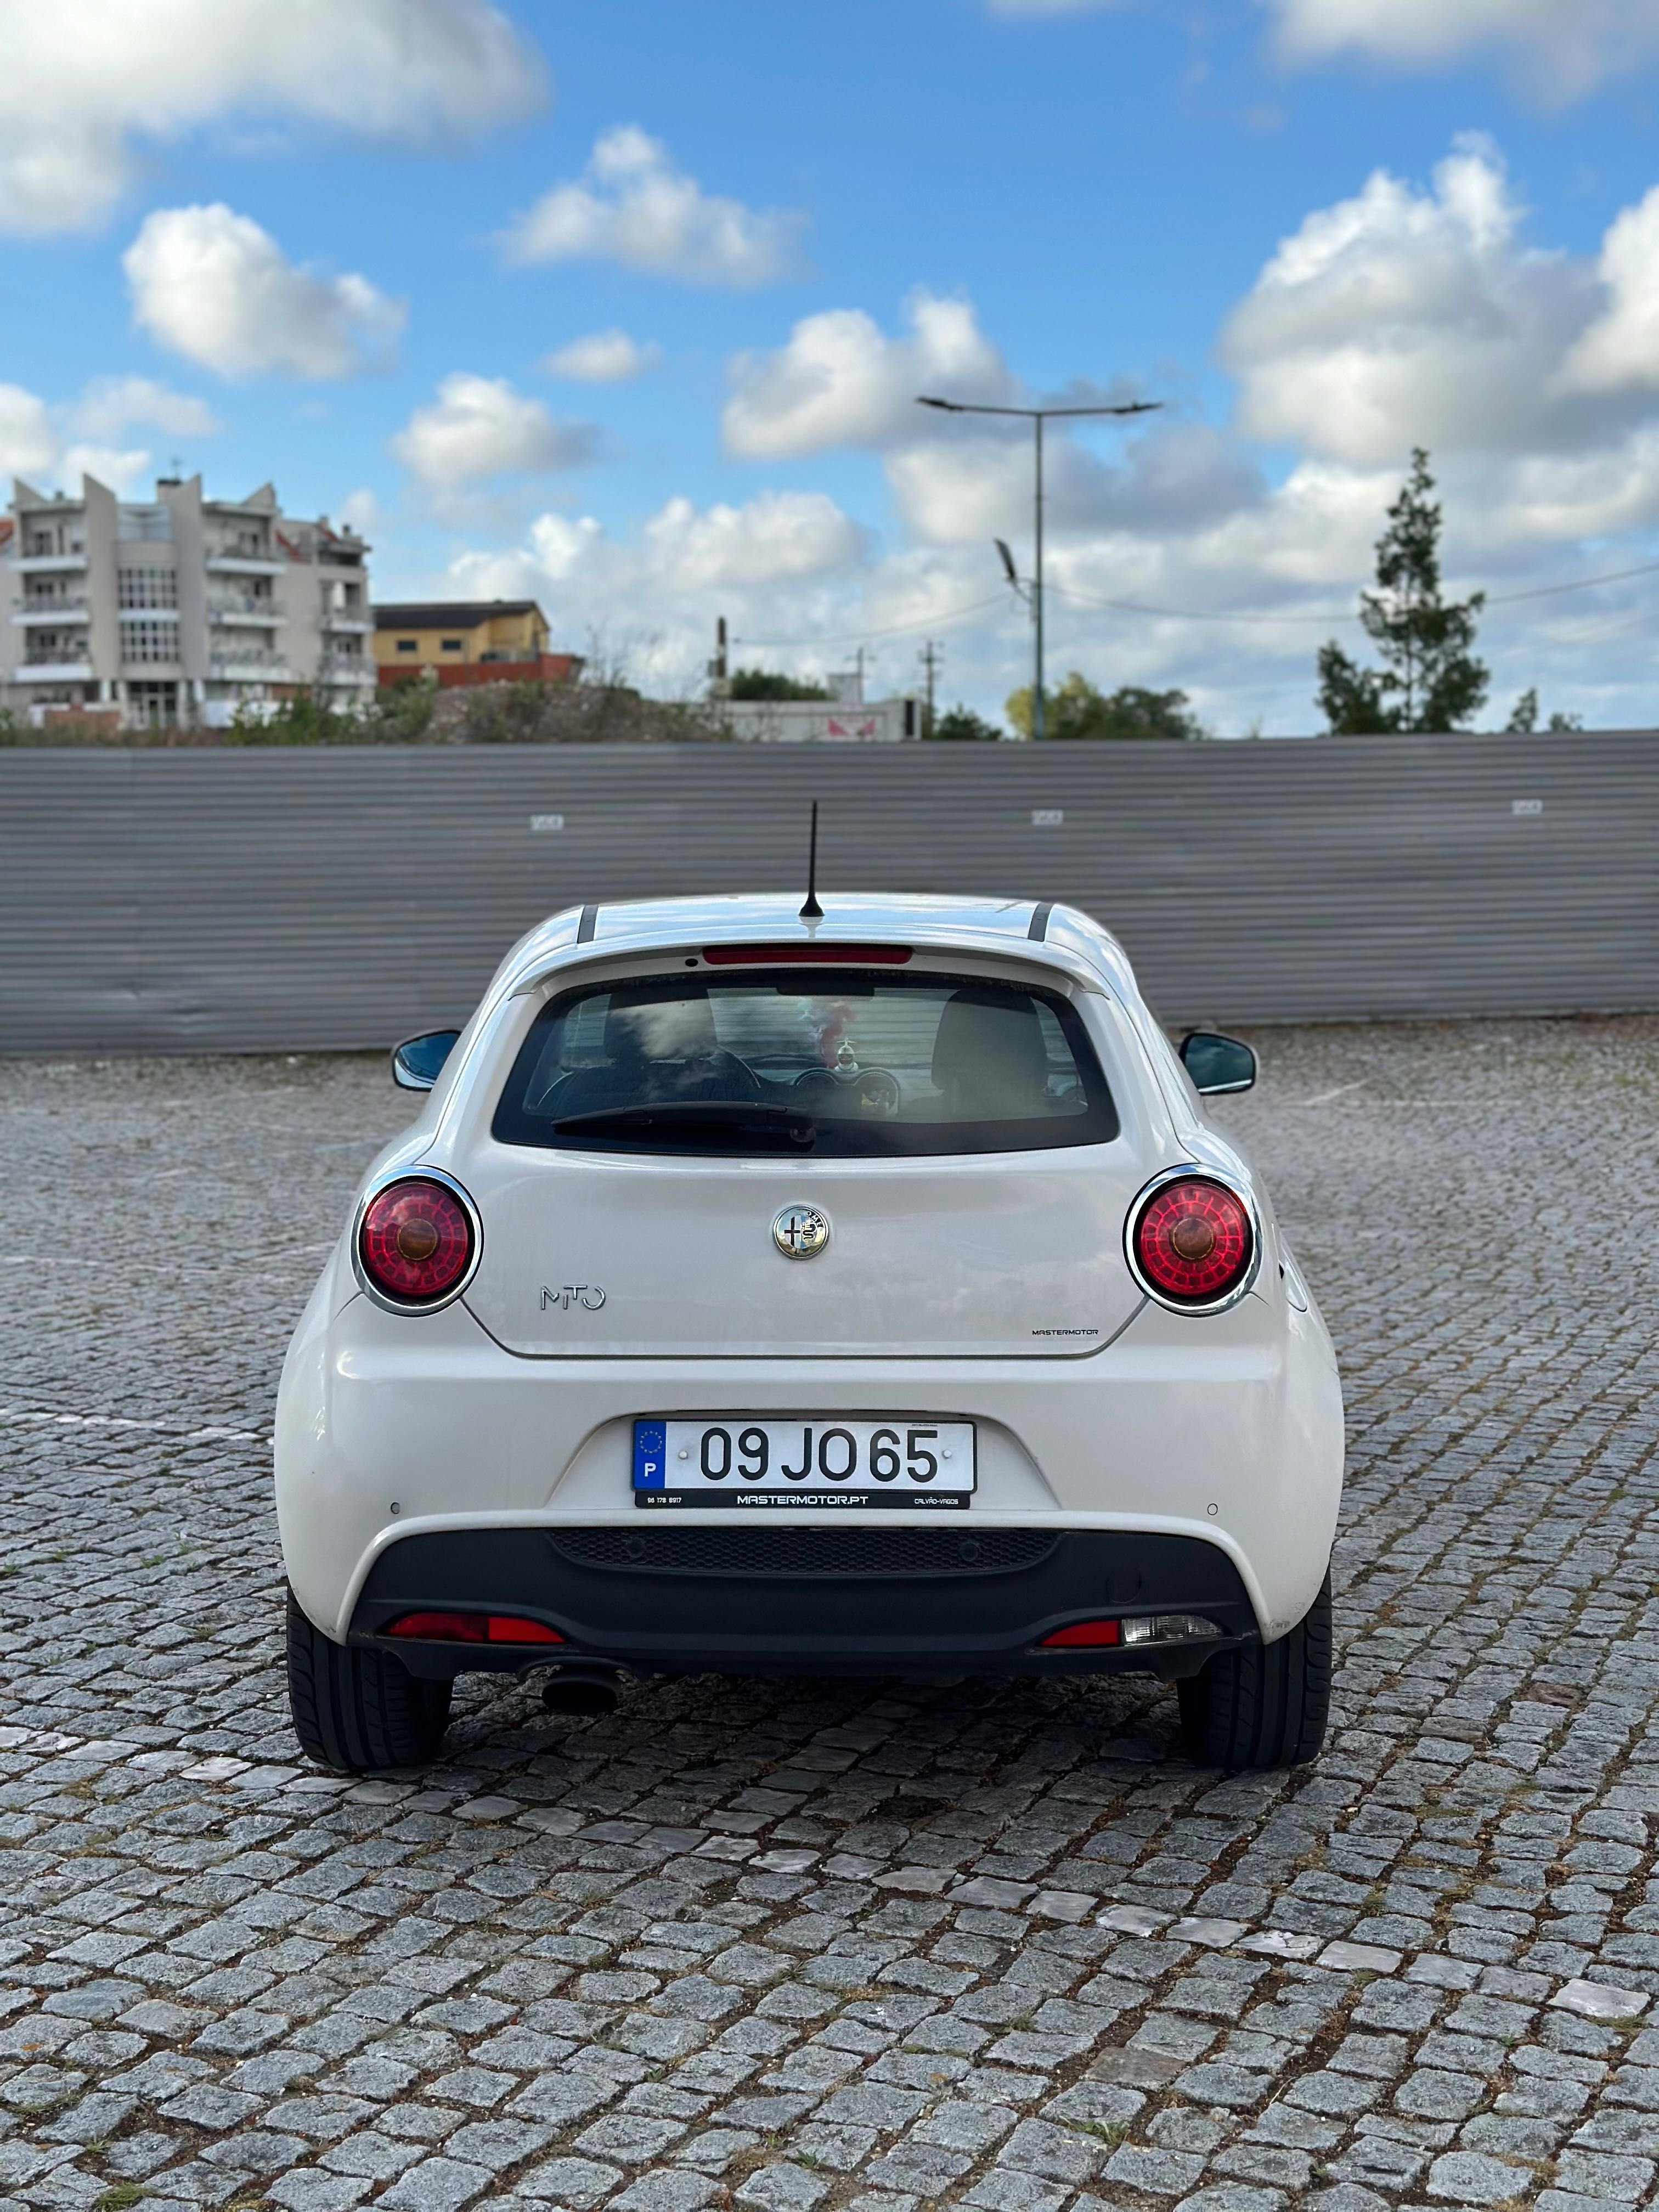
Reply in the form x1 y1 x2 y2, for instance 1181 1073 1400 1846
1178 1569 1331 1770
286 1588 452 1772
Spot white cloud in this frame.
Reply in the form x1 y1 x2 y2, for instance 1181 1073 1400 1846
449 490 860 604
544 330 663 383
392 373 599 490
1559 189 1659 396
68 375 222 441
0 373 223 496
1267 0 1659 96
644 493 863 589
125 205 405 380
0 385 58 479
0 0 544 235
503 126 805 287
724 294 1011 460
1220 140 1620 467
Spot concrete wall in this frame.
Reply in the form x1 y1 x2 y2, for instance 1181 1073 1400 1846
2 728 1654 1054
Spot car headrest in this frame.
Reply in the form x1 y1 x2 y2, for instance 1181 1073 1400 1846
930 989 1051 1100
605 992 719 1066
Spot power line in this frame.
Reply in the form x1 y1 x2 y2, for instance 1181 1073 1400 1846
1486 558 1659 605
1051 583 1346 626
1050 555 1659 628
733 592 1007 650
731 552 1659 655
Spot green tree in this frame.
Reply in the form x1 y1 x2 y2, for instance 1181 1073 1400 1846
728 668 833 701
1317 449 1488 733
1006 672 1203 741
1505 687 1582 735
927 702 1000 741
1505 687 1539 733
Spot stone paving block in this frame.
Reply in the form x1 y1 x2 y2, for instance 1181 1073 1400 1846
8 1031 1659 2212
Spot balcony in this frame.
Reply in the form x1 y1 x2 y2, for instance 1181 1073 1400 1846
319 657 376 685
210 650 289 680
15 596 90 623
18 652 94 679
211 595 285 625
12 551 88 573
206 549 285 576
320 605 370 630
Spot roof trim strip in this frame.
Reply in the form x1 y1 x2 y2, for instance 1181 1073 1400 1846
1028 900 1054 943
577 903 598 944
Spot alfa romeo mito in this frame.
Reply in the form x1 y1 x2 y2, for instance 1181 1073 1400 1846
276 893 1343 1773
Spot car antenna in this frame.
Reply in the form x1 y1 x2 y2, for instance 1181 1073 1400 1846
799 800 823 921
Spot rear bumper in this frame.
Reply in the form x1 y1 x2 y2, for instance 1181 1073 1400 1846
349 1525 1257 1679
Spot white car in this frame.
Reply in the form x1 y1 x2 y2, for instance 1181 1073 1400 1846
276 893 1342 1774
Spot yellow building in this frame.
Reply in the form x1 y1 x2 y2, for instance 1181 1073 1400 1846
373 599 578 688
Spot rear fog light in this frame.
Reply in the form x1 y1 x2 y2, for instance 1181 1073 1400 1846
1040 1619 1121 1647
386 1611 563 1645
1122 1614 1222 1645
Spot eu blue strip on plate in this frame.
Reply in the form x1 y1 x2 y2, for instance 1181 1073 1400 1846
633 1420 667 1488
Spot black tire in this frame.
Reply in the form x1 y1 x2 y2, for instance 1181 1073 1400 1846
1178 1569 1331 1770
286 1588 452 1772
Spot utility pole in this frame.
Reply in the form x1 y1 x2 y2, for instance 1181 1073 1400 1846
708 615 729 698
916 392 1159 740
919 639 941 736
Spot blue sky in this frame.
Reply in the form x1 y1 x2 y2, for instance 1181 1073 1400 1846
7 0 1659 731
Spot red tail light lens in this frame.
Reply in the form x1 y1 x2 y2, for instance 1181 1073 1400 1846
358 1177 474 1306
386 1611 563 1645
1131 1176 1254 1308
1040 1619 1121 1647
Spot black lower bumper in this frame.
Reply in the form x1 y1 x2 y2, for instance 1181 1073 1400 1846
351 1524 1257 1680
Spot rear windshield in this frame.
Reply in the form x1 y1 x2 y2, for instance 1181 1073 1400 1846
492 969 1118 1157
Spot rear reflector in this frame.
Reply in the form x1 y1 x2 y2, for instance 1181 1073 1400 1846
702 943 912 966
1040 1619 1121 1647
385 1611 564 1645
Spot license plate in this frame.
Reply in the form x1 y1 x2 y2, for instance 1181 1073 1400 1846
633 1418 976 1510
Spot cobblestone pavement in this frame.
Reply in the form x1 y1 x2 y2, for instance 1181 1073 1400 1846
3 1019 1659 2212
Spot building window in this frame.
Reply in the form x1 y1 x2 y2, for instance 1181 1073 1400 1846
119 567 179 609
441 638 463 652
122 620 176 664
396 639 418 653
117 507 172 544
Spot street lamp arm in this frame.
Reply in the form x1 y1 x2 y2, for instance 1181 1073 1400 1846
1037 401 1163 419
916 396 1030 416
916 396 1163 420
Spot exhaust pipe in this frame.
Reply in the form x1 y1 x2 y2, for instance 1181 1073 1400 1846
540 1666 623 1716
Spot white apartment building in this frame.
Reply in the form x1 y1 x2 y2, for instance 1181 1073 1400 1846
2 473 373 729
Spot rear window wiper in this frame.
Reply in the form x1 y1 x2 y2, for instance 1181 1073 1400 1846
549 1101 818 1147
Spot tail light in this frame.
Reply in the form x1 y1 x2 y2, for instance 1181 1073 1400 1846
356 1173 479 1311
1127 1172 1257 1313
386 1611 563 1644
1041 1619 1121 1647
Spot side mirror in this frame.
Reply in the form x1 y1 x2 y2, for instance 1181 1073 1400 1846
392 1029 460 1092
1180 1030 1256 1096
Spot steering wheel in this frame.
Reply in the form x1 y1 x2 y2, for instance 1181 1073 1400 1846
697 1048 764 1101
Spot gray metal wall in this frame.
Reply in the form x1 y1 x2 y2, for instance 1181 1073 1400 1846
3 730 1654 1053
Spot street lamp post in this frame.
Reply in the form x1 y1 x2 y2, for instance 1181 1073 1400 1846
917 393 1159 741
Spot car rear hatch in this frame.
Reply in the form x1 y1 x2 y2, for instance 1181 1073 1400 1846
463 1148 1144 1357
461 957 1145 1359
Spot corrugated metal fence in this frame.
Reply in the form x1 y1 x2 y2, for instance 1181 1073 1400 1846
2 730 1655 1053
